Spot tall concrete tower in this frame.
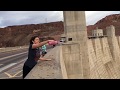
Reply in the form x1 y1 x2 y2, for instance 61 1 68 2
62 11 90 79
63 11 87 43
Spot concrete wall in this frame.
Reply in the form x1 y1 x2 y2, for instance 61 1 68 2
61 36 120 79
88 37 120 79
62 43 84 79
25 46 63 79
61 25 120 79
25 25 120 79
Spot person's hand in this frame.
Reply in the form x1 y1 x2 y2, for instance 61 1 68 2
46 59 52 61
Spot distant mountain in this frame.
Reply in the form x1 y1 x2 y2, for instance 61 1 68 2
0 21 64 47
87 14 120 36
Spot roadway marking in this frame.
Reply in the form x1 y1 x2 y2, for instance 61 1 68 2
4 72 13 78
0 51 28 61
4 70 23 78
13 70 22 77
0 63 17 73
8 58 27 71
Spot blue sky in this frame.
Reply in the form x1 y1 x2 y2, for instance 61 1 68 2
0 11 119 28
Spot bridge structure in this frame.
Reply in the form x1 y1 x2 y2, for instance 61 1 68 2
25 11 120 79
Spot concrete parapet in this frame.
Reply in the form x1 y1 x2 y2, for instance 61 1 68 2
25 46 63 79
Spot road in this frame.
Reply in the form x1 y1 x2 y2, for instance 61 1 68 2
0 48 28 79
0 45 55 79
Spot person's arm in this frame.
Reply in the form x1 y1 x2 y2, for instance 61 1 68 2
32 40 54 49
39 57 52 61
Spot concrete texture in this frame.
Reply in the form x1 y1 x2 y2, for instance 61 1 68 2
25 46 63 79
87 25 120 79
62 11 90 79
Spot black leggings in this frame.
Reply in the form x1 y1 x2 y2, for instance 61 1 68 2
23 64 34 79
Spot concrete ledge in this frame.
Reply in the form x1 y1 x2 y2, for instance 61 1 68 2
25 46 63 79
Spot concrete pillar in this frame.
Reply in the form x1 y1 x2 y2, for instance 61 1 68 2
106 25 120 62
106 25 115 37
62 11 90 79
106 25 120 77
63 11 87 43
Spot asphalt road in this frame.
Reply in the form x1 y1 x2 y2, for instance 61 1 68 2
0 48 28 79
0 48 28 59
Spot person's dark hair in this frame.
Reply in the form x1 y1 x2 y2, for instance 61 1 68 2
30 36 39 44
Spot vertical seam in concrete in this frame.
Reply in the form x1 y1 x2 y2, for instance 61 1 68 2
60 45 68 79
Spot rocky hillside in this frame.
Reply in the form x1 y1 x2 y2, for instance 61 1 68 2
0 14 120 47
87 14 120 36
0 21 64 47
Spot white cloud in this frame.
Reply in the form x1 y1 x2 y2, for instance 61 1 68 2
85 11 120 25
0 11 119 28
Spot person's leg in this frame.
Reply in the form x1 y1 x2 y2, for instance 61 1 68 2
23 64 32 79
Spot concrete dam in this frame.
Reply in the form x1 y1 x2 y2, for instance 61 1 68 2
25 11 120 79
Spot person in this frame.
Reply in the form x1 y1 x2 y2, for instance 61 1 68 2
40 38 47 57
41 44 47 57
23 36 54 79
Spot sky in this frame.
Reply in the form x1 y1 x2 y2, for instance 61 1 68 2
0 11 119 28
